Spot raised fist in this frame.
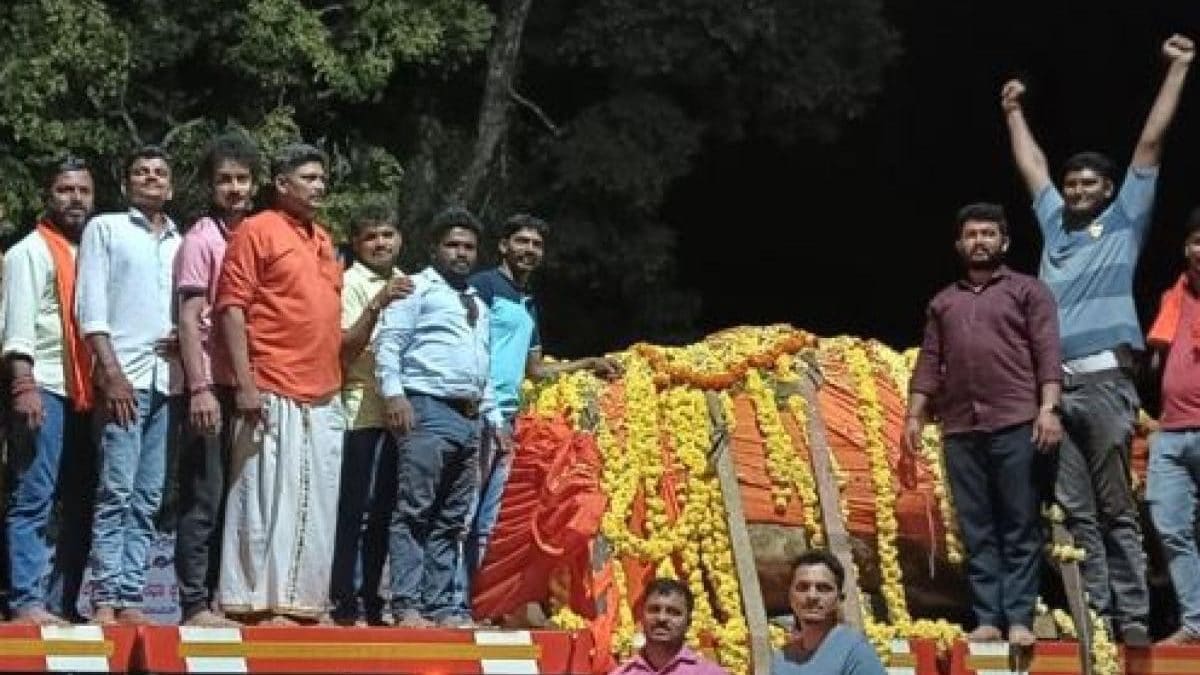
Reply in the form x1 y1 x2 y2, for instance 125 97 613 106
1000 79 1026 113
1163 34 1195 65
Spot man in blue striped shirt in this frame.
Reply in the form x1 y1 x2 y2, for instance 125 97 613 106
375 207 502 627
1001 34 1194 644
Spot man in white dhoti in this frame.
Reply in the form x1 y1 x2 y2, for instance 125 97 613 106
214 143 345 623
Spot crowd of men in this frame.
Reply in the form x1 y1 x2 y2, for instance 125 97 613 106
0 134 615 628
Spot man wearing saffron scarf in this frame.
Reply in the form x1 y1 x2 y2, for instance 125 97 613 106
216 143 344 624
1144 209 1200 646
3 157 98 624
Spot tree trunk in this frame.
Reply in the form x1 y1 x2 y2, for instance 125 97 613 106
453 0 534 206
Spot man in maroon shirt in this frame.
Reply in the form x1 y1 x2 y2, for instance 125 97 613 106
904 202 1063 647
1145 209 1200 645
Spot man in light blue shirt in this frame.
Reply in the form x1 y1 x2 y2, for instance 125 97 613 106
76 145 180 625
1002 35 1194 644
375 206 503 627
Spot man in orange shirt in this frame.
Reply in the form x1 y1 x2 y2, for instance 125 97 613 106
214 143 344 624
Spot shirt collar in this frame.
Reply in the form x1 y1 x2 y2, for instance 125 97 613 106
128 207 178 235
351 260 400 282
955 264 1011 290
628 645 698 673
423 266 477 295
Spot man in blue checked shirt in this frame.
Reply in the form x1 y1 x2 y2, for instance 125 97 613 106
374 206 504 628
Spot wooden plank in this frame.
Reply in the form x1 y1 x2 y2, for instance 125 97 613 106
1051 521 1095 675
793 372 867 628
705 392 773 675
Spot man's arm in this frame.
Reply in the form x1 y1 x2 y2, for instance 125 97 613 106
1001 79 1052 196
219 306 260 422
214 227 263 422
525 348 620 380
3 246 47 428
374 291 420 433
903 304 944 455
76 218 137 427
178 292 220 433
1027 280 1064 451
1131 34 1194 169
341 275 413 371
88 333 137 427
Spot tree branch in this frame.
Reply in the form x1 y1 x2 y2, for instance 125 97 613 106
509 85 561 136
161 117 207 147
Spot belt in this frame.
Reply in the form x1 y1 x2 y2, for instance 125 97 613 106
1062 367 1126 389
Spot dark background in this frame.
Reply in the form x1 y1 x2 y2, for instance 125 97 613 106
666 1 1200 351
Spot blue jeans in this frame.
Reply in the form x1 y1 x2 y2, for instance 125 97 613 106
88 389 171 608
454 418 513 614
6 389 95 615
330 428 398 622
1146 428 1200 636
388 395 480 620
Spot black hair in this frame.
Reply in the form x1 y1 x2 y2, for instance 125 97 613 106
1184 206 1200 240
1063 151 1117 184
429 205 483 246
199 133 261 187
955 202 1008 238
348 197 400 239
43 155 91 193
500 213 549 240
269 142 327 180
124 145 171 180
791 549 846 593
642 577 694 617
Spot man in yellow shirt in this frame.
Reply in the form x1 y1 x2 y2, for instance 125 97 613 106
331 200 412 625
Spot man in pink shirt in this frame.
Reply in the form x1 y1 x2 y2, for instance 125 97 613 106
172 133 260 627
610 579 728 675
1145 209 1200 645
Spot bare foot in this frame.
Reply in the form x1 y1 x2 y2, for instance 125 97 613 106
184 609 241 628
10 607 70 626
967 625 1004 642
1008 625 1036 648
395 610 435 628
262 614 300 626
116 608 155 626
91 607 117 625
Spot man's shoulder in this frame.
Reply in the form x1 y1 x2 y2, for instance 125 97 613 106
5 229 51 261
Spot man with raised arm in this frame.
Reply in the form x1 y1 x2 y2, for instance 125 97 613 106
1000 34 1194 645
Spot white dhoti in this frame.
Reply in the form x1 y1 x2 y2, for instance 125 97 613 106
218 391 344 618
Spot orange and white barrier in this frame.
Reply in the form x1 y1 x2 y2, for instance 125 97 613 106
0 624 136 673
883 638 939 675
138 626 597 674
949 640 1094 675
1126 644 1200 675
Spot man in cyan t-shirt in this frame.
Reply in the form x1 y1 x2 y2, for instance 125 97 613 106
1001 34 1194 644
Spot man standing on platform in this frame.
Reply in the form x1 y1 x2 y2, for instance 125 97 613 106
376 206 502 627
4 157 97 624
905 203 1062 646
1144 210 1200 646
1001 34 1193 645
609 578 728 675
216 143 344 624
77 146 181 625
173 133 260 627
330 201 412 625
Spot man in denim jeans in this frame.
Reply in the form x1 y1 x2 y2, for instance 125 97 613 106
455 214 618 616
1145 210 1200 645
3 158 98 624
76 146 180 625
375 207 504 627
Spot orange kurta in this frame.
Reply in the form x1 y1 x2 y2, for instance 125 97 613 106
215 209 342 402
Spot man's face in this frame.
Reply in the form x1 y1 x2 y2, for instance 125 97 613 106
954 219 1007 269
433 226 478 277
47 169 94 234
211 159 255 216
789 564 841 627
274 161 326 220
500 226 545 275
1185 231 1200 277
641 591 689 648
1062 168 1113 216
353 222 401 270
126 156 173 212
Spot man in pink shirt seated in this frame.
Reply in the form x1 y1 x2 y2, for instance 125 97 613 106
610 579 729 675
